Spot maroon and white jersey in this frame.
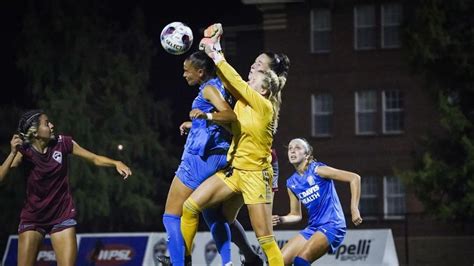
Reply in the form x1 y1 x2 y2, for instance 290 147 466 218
18 135 76 225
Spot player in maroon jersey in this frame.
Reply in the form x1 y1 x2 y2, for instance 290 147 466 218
0 110 132 266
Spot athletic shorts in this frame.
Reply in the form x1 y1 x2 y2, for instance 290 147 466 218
300 223 346 253
18 218 77 236
271 160 279 192
176 151 228 190
216 167 273 204
270 148 279 191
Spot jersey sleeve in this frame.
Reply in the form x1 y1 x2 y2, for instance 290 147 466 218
312 161 326 173
17 145 32 161
59 135 74 154
216 61 271 114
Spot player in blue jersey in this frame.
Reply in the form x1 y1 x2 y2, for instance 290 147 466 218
161 51 237 266
273 138 362 266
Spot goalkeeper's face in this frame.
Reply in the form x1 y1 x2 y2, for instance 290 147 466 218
247 71 265 95
248 53 271 80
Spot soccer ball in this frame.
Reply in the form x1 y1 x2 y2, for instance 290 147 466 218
160 22 193 55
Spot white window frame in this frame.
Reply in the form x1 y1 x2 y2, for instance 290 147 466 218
355 90 377 135
354 5 376 50
381 3 402 48
360 176 378 220
311 93 333 137
310 8 331 53
383 176 406 220
382 90 404 134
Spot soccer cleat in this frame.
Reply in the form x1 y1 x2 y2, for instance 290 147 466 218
241 255 264 266
204 23 223 38
185 255 192 266
156 255 172 266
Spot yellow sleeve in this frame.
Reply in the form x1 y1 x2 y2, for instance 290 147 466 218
216 60 271 114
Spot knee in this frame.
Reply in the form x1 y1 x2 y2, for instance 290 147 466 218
182 198 202 217
282 250 293 265
253 224 273 238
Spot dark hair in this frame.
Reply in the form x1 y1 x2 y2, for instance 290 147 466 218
18 110 44 135
186 51 216 78
263 52 290 79
17 109 44 142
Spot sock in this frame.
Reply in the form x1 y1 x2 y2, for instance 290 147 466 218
230 220 260 262
181 198 201 256
163 214 185 265
202 208 232 265
257 235 283 266
293 256 311 266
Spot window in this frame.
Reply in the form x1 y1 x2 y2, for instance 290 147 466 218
355 90 377 135
382 90 404 134
384 176 406 219
381 3 402 48
360 176 378 218
310 8 331 53
311 94 333 137
354 5 376 50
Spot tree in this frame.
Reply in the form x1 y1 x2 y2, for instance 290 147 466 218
9 0 179 231
401 0 474 221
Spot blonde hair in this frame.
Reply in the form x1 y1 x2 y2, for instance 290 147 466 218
260 69 282 134
23 125 39 144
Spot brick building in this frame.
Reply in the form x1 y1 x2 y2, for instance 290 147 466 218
222 1 474 265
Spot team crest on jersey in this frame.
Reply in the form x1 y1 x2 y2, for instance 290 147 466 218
52 151 63 164
307 175 315 186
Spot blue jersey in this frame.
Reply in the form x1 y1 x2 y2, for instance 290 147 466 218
183 78 233 157
287 161 346 228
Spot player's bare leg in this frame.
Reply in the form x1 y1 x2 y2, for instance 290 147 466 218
18 230 44 266
50 227 77 266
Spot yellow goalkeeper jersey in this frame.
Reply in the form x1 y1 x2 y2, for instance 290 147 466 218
216 60 274 170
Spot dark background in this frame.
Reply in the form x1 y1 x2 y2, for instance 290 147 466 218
0 0 262 252
1 0 261 124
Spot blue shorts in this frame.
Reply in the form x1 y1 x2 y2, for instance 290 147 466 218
175 151 228 190
300 223 346 253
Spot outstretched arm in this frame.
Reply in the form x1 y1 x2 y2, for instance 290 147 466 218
317 166 363 226
216 61 270 114
0 134 23 182
72 141 132 179
200 36 271 114
272 188 302 226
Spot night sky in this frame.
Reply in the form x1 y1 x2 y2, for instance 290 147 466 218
0 0 261 114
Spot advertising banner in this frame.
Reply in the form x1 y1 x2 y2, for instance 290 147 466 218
2 235 81 266
76 233 149 266
3 229 398 266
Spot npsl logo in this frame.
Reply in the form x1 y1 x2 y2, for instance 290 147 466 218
87 242 135 266
37 250 56 261
329 239 372 261
35 243 56 266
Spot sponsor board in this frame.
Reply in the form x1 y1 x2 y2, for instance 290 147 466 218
3 229 398 266
318 229 398 265
2 235 80 266
76 233 149 266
